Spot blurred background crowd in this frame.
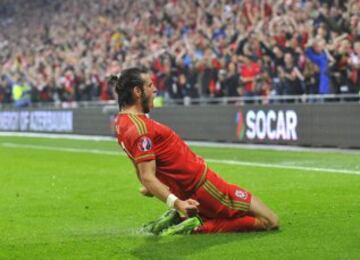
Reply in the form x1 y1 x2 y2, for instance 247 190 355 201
0 0 359 107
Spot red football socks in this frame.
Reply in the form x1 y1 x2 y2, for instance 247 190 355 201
194 216 257 233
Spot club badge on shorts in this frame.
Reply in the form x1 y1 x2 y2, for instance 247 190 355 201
137 136 152 152
235 190 247 200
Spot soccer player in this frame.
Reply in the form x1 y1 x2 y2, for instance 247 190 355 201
111 67 279 235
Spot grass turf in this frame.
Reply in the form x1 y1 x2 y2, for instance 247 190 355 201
0 136 359 259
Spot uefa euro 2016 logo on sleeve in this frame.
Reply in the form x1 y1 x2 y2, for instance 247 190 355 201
137 136 153 152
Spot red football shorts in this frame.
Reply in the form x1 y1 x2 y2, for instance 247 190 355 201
191 169 252 220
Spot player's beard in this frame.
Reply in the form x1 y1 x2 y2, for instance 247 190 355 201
141 91 150 113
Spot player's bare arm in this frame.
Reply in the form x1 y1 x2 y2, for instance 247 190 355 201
137 160 199 216
139 186 154 197
129 160 153 197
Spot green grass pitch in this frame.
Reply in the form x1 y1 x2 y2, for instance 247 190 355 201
0 136 359 259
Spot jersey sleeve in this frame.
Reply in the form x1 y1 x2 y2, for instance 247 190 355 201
129 134 156 164
121 116 156 164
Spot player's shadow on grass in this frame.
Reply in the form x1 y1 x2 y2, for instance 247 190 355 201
130 231 278 259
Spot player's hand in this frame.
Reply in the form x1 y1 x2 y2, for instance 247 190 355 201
139 186 154 197
174 199 200 217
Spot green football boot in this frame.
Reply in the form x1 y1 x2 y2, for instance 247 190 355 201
141 208 182 235
159 216 202 236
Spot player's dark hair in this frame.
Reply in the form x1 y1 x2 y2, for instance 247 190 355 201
109 67 147 110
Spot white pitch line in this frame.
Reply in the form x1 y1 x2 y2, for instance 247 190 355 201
2 132 360 154
1 142 121 156
205 159 360 175
1 142 360 176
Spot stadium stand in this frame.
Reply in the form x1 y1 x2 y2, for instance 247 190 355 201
0 0 359 107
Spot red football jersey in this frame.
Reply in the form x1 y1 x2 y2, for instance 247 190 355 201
240 62 261 92
115 113 207 199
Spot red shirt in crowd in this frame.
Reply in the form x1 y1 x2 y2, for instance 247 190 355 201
240 62 261 92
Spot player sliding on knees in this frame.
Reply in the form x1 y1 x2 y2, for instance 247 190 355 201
110 67 279 236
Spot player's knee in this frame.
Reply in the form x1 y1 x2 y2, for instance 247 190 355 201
258 215 279 231
267 214 279 230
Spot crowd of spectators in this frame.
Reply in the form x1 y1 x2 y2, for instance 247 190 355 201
0 0 359 107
